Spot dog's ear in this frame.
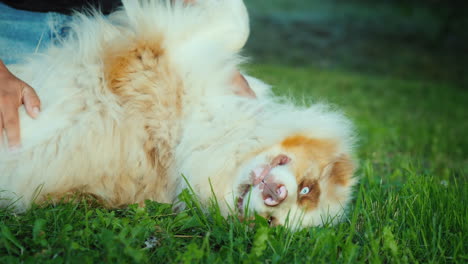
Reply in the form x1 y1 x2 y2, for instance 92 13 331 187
321 155 355 187
194 0 250 51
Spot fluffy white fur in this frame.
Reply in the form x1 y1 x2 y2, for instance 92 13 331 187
0 0 357 229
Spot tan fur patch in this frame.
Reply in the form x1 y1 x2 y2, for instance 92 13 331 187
99 36 184 206
281 135 355 209
281 135 337 180
281 135 354 186
103 38 165 95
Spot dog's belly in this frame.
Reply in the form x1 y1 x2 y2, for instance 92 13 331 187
0 37 185 210
0 97 182 210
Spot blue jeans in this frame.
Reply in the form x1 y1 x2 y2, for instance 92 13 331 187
0 3 70 64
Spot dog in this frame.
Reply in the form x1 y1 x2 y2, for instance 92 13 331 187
0 0 357 229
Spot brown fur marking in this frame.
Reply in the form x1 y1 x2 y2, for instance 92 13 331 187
297 179 321 211
329 155 354 186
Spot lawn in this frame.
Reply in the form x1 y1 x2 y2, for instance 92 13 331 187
1 0 467 263
1 65 466 263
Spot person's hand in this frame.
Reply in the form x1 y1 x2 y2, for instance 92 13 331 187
232 71 256 98
0 60 41 150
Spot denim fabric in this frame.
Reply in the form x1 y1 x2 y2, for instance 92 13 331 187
0 3 70 64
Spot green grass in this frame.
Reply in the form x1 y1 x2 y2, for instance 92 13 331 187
1 65 466 263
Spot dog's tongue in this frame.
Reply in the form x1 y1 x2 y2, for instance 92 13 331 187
263 185 287 206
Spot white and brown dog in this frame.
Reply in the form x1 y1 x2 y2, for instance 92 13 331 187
0 0 357 229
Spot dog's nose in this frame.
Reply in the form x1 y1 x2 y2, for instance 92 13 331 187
262 181 288 206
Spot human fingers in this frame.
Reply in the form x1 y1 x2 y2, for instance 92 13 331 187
0 113 3 148
1 100 21 148
22 84 41 119
232 71 256 98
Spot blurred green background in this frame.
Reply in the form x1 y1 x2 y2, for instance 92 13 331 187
244 0 468 87
243 0 467 185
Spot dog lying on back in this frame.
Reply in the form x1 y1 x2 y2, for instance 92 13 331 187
0 0 357 229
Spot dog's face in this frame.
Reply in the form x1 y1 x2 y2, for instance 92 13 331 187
234 135 356 229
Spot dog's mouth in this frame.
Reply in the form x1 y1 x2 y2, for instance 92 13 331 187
236 154 291 214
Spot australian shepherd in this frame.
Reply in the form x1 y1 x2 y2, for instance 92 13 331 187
0 0 357 229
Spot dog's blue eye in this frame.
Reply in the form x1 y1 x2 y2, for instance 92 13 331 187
300 187 309 195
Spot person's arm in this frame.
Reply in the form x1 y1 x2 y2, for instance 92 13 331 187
0 60 41 150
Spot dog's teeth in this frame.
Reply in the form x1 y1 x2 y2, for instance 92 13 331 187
264 197 277 206
278 186 286 195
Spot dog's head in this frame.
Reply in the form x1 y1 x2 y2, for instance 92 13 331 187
234 135 356 229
